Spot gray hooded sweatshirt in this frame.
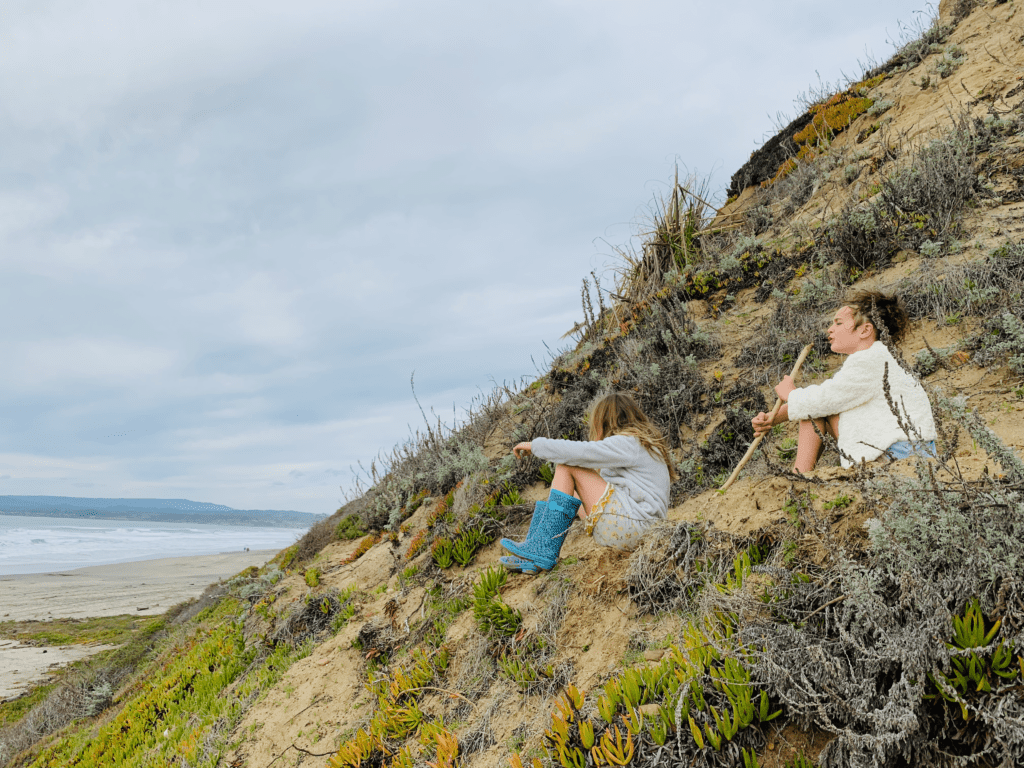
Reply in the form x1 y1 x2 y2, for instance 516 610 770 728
530 435 670 524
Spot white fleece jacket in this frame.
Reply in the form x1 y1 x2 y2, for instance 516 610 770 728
787 341 936 467
530 435 670 523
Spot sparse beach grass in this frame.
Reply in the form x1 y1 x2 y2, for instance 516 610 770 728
0 615 142 648
0 686 56 730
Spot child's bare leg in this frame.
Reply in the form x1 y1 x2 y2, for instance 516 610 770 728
551 464 607 518
793 415 840 473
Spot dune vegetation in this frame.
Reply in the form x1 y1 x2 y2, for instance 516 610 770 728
2 1 1023 767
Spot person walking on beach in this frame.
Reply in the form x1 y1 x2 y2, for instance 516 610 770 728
751 290 936 473
500 393 676 574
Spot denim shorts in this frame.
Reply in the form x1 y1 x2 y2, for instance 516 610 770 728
886 440 937 460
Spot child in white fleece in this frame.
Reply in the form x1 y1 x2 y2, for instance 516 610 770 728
752 291 936 472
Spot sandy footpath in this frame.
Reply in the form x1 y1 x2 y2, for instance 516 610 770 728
0 550 279 622
0 550 278 701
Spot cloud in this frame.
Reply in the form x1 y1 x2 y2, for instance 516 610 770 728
185 273 306 350
0 452 119 478
0 189 67 242
8 338 178 388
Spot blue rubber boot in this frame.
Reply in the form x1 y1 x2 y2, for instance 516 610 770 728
501 489 580 571
499 555 541 574
499 501 548 552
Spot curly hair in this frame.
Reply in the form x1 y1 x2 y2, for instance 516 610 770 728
847 290 910 345
587 393 678 481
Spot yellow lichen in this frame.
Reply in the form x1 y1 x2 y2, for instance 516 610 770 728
853 73 887 92
762 92 874 188
793 94 874 147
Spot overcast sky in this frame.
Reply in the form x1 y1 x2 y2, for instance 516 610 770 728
0 0 929 514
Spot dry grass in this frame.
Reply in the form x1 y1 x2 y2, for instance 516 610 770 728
900 242 1024 321
615 171 718 303
290 512 338 566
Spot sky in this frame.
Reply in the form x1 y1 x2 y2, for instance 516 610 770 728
0 0 931 515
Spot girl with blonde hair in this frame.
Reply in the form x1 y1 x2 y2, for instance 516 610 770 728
501 392 677 574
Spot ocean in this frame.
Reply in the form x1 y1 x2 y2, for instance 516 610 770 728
0 515 307 575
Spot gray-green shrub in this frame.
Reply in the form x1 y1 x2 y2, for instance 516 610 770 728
749 397 1024 767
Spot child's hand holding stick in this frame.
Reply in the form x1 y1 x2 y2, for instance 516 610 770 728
719 344 813 492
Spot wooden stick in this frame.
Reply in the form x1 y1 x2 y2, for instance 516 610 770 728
719 344 814 492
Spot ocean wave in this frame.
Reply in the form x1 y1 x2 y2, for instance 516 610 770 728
0 515 303 575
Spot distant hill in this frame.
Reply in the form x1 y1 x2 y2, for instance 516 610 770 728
0 495 326 528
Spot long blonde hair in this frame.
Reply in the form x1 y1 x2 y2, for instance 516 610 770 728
587 393 678 481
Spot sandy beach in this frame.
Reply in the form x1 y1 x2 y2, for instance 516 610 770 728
0 550 279 700
0 550 279 623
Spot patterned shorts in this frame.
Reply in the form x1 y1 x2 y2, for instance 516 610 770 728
886 440 937 460
585 484 648 551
